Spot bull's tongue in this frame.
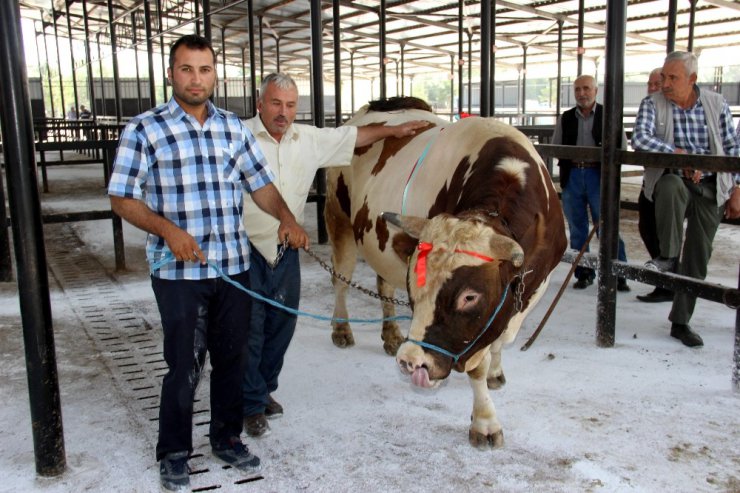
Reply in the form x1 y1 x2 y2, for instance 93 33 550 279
411 367 431 388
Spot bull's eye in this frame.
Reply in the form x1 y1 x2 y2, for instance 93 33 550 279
456 288 482 311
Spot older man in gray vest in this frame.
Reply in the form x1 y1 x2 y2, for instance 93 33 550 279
632 51 740 348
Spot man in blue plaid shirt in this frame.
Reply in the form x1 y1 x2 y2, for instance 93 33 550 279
632 50 740 348
108 34 307 492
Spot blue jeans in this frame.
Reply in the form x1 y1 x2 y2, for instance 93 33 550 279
561 167 627 281
151 271 252 461
242 244 300 417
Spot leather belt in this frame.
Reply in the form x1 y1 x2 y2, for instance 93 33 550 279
572 161 599 169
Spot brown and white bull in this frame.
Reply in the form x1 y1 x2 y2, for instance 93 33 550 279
324 97 567 447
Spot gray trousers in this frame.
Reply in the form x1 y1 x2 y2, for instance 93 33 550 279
653 174 724 325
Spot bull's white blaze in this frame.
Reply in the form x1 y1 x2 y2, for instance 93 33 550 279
496 157 529 188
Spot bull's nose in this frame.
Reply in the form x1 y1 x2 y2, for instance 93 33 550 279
396 345 426 375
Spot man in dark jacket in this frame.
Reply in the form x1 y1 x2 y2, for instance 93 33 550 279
552 75 629 291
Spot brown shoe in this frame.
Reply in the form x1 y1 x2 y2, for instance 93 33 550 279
265 395 283 419
670 323 703 348
244 413 270 437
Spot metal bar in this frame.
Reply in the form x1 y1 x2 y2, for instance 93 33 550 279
491 0 496 116
667 0 677 53
596 0 627 348
107 0 122 123
52 4 66 122
333 0 341 126
458 2 463 114
96 33 106 116
350 50 355 113
577 0 584 74
521 45 527 118
65 0 80 119
157 0 168 101
221 26 228 110
734 266 739 392
480 0 491 117
556 20 563 118
467 31 472 114
310 0 327 244
0 0 66 474
688 0 697 52
132 12 142 113
379 0 386 100
143 0 157 107
203 0 211 45
247 0 257 117
82 0 96 120
258 15 264 79
242 47 247 117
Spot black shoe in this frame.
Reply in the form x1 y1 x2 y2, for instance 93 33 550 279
636 287 673 303
670 323 703 348
265 395 283 419
212 437 262 474
573 277 594 289
244 413 271 437
160 451 190 492
617 278 630 292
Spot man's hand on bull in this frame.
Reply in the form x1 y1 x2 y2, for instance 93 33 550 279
164 225 206 264
391 120 429 138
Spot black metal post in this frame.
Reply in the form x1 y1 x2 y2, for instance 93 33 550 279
400 42 405 97
242 47 248 117
688 0 697 52
521 45 527 119
247 0 257 116
310 0 327 243
556 20 563 118
333 0 341 126
143 0 157 107
221 26 228 110
577 0 584 75
450 55 455 121
258 15 264 78
52 6 66 121
667 0 677 53
194 0 200 36
96 33 106 116
734 266 739 392
480 0 491 117
458 2 463 114
203 0 211 45
379 0 387 100
0 0 66 474
467 30 472 114
490 0 496 116
350 49 355 113
157 0 167 101
132 13 142 113
37 21 56 119
65 0 80 118
275 36 280 73
107 0 122 123
82 0 96 119
596 0 627 348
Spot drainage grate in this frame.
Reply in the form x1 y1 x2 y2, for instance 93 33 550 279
45 224 264 490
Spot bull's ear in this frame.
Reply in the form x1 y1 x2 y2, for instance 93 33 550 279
380 212 428 239
488 234 525 267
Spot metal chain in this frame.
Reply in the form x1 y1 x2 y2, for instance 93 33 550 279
514 268 533 312
302 247 411 307
272 237 289 269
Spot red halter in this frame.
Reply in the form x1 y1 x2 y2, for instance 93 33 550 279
414 241 495 287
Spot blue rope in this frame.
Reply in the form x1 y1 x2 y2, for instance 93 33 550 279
406 284 510 363
149 251 411 324
401 137 435 215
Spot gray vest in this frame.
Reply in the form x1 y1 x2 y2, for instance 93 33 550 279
643 88 734 206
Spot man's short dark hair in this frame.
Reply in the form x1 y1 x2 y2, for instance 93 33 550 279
169 34 216 69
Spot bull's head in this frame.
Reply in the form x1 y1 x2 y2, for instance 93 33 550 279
381 212 524 387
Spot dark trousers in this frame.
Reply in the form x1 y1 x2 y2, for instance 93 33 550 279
242 245 300 417
638 188 661 259
152 271 252 461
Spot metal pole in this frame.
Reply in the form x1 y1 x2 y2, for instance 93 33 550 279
107 0 122 123
450 55 455 122
247 0 257 116
458 2 463 115
491 0 496 116
480 0 491 117
521 45 527 120
52 6 66 121
38 21 56 119
379 0 387 100
82 0 96 119
32 22 46 117
65 0 80 118
596 0 627 348
467 30 472 114
194 0 200 36
0 0 66 474
258 15 264 78
131 13 143 114
400 42 405 96
667 0 677 53
577 0 584 75
96 33 106 116
143 0 157 107
275 36 280 73
733 266 739 391
333 0 341 126
242 47 248 118
203 0 211 45
310 0 327 244
157 0 168 101
556 20 563 118
350 49 355 113
688 0 697 52
221 26 228 110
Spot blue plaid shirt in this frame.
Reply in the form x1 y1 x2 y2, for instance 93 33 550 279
632 88 739 157
108 98 274 280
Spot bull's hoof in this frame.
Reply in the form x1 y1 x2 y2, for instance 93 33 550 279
381 323 404 356
486 373 507 390
468 428 504 449
382 335 403 356
332 330 355 348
